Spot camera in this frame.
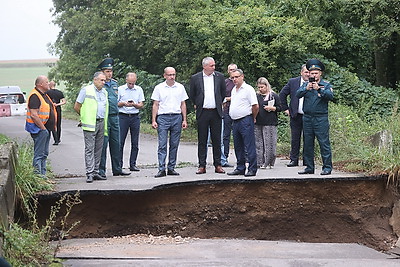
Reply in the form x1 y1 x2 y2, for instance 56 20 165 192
309 77 316 83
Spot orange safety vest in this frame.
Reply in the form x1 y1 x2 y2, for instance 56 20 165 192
25 88 57 134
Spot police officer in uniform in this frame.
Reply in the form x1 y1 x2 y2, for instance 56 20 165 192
98 57 131 177
296 59 334 175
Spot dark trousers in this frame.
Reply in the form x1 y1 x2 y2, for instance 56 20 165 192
223 113 233 158
303 115 332 172
232 115 257 173
100 115 122 175
51 108 62 143
197 109 222 167
119 113 140 169
289 114 303 163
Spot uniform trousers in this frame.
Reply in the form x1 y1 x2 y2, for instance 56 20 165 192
83 119 104 176
99 114 123 175
232 115 257 173
302 114 332 172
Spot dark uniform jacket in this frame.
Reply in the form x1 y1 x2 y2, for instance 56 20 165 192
296 80 333 116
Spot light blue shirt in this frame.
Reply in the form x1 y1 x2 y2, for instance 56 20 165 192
117 83 145 114
76 84 107 118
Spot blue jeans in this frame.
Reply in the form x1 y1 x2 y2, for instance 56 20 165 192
157 114 182 171
31 129 50 175
119 113 140 168
232 115 257 173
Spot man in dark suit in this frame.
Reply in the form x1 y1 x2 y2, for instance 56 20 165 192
189 57 226 174
279 64 310 167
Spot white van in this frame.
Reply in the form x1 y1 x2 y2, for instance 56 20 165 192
0 86 27 116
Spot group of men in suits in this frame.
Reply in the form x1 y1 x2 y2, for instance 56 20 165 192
80 56 332 180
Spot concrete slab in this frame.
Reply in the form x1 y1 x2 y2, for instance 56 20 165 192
57 238 399 266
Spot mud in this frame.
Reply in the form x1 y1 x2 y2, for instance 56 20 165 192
34 178 398 251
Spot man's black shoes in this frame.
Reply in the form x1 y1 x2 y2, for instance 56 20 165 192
222 163 233 167
167 169 180 175
93 174 107 180
298 169 315 175
320 170 332 175
130 166 140 171
155 170 166 178
113 171 131 176
287 161 298 167
227 169 245 176
244 171 256 177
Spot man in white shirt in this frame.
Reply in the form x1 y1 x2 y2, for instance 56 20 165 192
151 67 188 178
189 57 226 175
228 69 259 177
279 65 309 167
117 72 145 172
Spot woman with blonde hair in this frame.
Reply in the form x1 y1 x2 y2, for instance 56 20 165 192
254 77 282 168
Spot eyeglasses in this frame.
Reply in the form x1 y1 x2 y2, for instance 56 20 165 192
165 74 176 76
127 83 135 85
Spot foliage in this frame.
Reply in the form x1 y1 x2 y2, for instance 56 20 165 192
328 102 400 175
13 142 53 211
0 136 80 266
1 193 81 267
322 59 398 119
48 0 400 178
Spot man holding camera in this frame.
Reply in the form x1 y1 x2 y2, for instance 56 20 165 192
118 72 145 172
296 59 334 175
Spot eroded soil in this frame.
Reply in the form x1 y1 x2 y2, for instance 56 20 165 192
35 178 398 251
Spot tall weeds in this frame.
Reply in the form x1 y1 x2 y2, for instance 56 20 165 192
0 136 81 266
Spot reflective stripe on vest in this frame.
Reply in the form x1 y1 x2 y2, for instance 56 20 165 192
26 89 53 124
80 84 108 135
25 88 57 134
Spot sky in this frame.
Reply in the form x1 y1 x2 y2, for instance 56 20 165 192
0 0 60 60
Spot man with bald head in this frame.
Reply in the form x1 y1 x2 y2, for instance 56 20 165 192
25 75 56 176
151 67 188 178
117 72 145 172
47 80 66 145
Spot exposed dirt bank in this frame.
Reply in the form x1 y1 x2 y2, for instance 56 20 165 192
34 178 398 251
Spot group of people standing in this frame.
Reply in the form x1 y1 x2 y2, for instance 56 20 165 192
25 56 333 181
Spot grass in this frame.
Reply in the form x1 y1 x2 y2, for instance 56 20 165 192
0 135 80 266
0 59 60 94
